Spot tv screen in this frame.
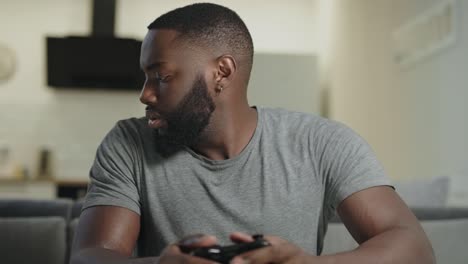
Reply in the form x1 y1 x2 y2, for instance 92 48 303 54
47 36 144 90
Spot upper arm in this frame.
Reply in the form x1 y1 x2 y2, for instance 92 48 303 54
337 186 424 244
314 121 391 213
71 205 140 257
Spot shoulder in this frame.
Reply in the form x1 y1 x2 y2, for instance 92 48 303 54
98 117 151 152
113 117 149 135
258 107 352 139
258 107 370 158
104 117 150 142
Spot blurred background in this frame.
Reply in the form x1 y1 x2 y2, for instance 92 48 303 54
0 0 466 206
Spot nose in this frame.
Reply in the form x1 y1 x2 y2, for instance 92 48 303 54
139 80 158 105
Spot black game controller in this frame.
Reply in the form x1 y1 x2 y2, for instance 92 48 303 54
181 234 271 264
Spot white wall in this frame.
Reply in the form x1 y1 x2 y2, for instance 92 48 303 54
116 0 318 54
324 0 468 191
0 0 318 180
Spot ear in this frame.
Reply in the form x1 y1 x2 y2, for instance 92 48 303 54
215 55 237 90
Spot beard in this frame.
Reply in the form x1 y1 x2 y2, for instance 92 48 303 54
154 74 216 154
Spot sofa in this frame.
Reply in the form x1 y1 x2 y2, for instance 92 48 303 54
323 176 468 263
0 199 73 264
1 198 468 264
324 207 468 263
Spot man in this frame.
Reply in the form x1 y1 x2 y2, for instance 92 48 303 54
71 3 434 264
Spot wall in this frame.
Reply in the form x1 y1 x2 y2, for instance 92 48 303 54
0 0 318 179
324 0 468 203
116 0 318 54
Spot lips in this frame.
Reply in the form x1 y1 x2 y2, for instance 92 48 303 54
145 107 167 129
146 110 161 120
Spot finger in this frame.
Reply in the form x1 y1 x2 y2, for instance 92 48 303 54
230 256 246 264
232 234 281 247
184 254 220 264
164 242 220 264
179 234 218 247
178 234 218 252
161 250 219 264
261 235 283 246
164 243 183 254
230 232 255 243
234 246 278 264
235 237 297 264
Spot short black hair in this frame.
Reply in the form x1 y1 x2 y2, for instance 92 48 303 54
148 3 254 76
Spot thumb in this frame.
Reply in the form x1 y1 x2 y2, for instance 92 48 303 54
230 232 255 244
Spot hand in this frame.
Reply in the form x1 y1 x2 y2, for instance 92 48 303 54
158 234 219 264
229 232 317 264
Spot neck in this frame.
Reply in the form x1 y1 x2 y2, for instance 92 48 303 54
190 103 257 160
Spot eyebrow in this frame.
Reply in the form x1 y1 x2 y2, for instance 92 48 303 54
141 61 167 71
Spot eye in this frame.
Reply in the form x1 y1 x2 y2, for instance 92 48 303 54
157 75 169 82
154 73 171 83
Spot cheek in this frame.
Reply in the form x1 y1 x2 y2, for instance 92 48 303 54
158 80 187 111
158 91 179 111
202 69 218 95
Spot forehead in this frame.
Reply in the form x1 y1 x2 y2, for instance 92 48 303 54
140 29 209 70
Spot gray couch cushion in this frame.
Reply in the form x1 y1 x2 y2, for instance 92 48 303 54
322 223 358 255
0 217 66 264
412 207 468 220
68 218 80 248
71 200 84 219
67 218 81 263
422 219 468 264
394 176 450 207
323 218 468 264
0 199 72 220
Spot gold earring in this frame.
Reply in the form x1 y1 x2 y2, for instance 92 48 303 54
217 85 224 92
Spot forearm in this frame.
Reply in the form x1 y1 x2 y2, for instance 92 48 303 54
70 247 159 264
318 226 435 264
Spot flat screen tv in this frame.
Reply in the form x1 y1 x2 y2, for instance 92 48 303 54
46 36 144 90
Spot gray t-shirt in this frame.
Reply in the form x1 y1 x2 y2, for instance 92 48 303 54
83 107 391 256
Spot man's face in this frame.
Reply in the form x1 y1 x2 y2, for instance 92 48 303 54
140 29 216 146
153 73 215 146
